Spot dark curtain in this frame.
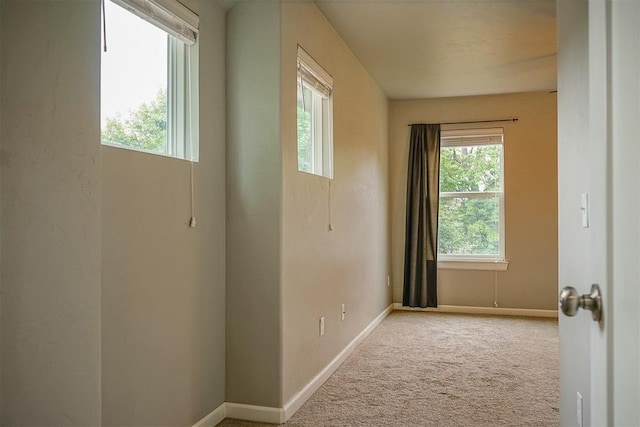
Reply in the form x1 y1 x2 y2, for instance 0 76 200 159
403 124 440 308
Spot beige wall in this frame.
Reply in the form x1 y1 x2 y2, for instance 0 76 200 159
280 2 391 404
225 0 391 409
101 1 227 425
1 0 226 425
390 92 558 310
2 1 558 423
225 1 283 407
1 1 101 424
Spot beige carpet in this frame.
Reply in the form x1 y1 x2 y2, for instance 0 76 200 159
218 311 559 427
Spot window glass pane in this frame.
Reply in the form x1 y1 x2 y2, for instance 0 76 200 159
101 0 168 153
439 145 502 192
297 83 313 173
438 196 500 256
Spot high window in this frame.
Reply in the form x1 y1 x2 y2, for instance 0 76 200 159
297 46 333 178
438 128 505 261
101 0 199 161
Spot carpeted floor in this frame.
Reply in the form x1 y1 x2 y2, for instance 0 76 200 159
218 311 559 427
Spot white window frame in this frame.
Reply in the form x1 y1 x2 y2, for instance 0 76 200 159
101 0 199 162
438 127 506 263
297 46 334 178
167 37 199 161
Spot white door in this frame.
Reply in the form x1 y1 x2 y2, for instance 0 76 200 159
606 0 640 424
558 0 640 425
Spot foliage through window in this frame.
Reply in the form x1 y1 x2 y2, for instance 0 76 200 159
297 46 333 178
438 128 504 260
101 0 199 161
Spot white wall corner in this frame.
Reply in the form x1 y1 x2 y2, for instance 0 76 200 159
393 303 558 318
192 402 227 427
283 304 394 421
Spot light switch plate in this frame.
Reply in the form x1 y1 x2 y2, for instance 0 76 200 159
576 392 583 427
581 193 589 228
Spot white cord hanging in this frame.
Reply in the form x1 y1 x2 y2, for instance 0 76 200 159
328 179 333 231
101 0 108 52
188 51 196 228
189 160 196 228
493 266 499 308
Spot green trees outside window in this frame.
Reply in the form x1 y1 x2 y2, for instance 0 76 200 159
297 104 312 173
438 144 502 257
102 89 167 153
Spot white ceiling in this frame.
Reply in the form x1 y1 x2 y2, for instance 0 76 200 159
314 0 557 100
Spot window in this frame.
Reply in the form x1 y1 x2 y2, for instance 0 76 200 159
101 0 199 161
297 46 333 178
438 128 505 262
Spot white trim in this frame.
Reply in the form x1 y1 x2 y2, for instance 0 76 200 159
440 191 502 199
283 304 394 421
111 0 198 45
393 303 558 318
154 0 199 31
297 45 334 93
297 67 333 179
439 130 506 261
440 127 504 146
101 142 196 163
192 402 226 427
438 260 509 271
192 303 555 427
225 403 285 424
312 92 324 174
167 36 199 162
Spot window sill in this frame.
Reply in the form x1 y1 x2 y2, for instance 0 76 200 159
101 141 199 163
438 260 509 271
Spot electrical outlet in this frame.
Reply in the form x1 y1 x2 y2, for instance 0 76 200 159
576 392 583 427
341 304 346 321
319 317 325 336
387 275 390 287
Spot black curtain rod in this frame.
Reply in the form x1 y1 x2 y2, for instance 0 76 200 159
408 118 518 126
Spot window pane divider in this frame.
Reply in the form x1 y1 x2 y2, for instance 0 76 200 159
440 191 503 199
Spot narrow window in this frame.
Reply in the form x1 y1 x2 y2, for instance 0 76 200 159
297 46 333 178
438 128 505 261
101 0 199 161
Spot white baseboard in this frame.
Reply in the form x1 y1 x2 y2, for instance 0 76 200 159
193 402 226 427
393 303 558 318
192 402 283 426
282 303 394 421
193 302 554 427
192 303 411 427
226 402 285 424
